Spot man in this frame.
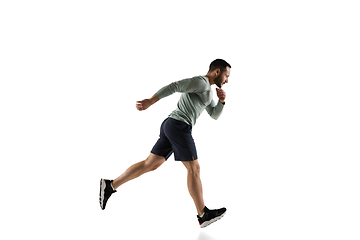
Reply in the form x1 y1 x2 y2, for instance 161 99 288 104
100 59 231 228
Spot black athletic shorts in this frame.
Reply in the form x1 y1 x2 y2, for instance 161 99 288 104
151 117 198 161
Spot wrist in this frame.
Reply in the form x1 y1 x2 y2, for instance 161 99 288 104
150 93 160 104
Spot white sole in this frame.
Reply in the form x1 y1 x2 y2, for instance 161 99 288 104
200 211 226 228
99 179 106 209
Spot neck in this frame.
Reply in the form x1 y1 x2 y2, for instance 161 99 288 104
205 72 216 85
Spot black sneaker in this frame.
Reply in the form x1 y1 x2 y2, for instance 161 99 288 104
197 206 227 228
99 179 116 210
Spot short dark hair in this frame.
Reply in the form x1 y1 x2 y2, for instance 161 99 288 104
209 59 231 72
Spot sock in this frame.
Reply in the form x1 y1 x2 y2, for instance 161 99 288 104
199 212 205 218
110 181 115 191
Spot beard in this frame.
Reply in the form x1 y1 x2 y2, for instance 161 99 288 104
214 74 223 88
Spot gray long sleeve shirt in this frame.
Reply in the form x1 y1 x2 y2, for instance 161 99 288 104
156 75 224 126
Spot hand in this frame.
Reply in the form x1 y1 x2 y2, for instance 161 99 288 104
136 94 159 111
136 99 152 111
216 88 226 103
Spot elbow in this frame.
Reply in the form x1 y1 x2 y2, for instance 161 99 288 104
207 110 222 120
211 114 221 120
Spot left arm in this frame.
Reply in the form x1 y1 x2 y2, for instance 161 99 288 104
136 77 206 111
206 88 226 119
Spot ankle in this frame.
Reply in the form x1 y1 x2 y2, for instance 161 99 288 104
198 206 206 216
110 180 116 190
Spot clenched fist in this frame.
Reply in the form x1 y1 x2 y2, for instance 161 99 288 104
136 93 160 111
216 88 226 103
136 99 153 111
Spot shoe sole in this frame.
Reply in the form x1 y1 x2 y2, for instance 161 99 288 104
99 179 106 210
200 211 226 228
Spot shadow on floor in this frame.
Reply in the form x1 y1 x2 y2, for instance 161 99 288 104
197 232 218 240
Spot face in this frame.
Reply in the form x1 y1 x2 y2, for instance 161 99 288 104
214 66 230 88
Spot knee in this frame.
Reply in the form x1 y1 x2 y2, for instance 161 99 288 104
144 158 162 172
187 162 200 176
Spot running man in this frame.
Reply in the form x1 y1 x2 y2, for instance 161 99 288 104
100 59 231 228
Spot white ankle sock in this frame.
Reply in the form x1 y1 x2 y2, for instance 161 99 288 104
199 212 205 218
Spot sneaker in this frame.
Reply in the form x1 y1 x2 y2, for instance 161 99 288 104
99 179 116 210
197 206 227 228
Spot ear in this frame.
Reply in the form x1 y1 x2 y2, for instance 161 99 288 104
215 68 221 76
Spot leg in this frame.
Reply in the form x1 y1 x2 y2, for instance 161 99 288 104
182 160 206 216
112 153 165 190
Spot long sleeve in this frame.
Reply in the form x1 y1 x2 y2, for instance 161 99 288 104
156 75 217 126
156 77 208 100
205 100 224 120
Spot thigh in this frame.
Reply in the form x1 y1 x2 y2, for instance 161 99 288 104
151 136 174 160
164 118 198 161
151 118 174 160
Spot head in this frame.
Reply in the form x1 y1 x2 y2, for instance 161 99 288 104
208 59 231 88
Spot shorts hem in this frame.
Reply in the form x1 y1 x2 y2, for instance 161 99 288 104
174 155 198 161
150 151 171 160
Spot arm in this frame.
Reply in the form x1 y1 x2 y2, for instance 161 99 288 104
205 88 226 119
205 100 224 119
156 77 207 100
136 77 207 111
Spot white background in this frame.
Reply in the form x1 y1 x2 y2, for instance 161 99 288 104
1 0 359 239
